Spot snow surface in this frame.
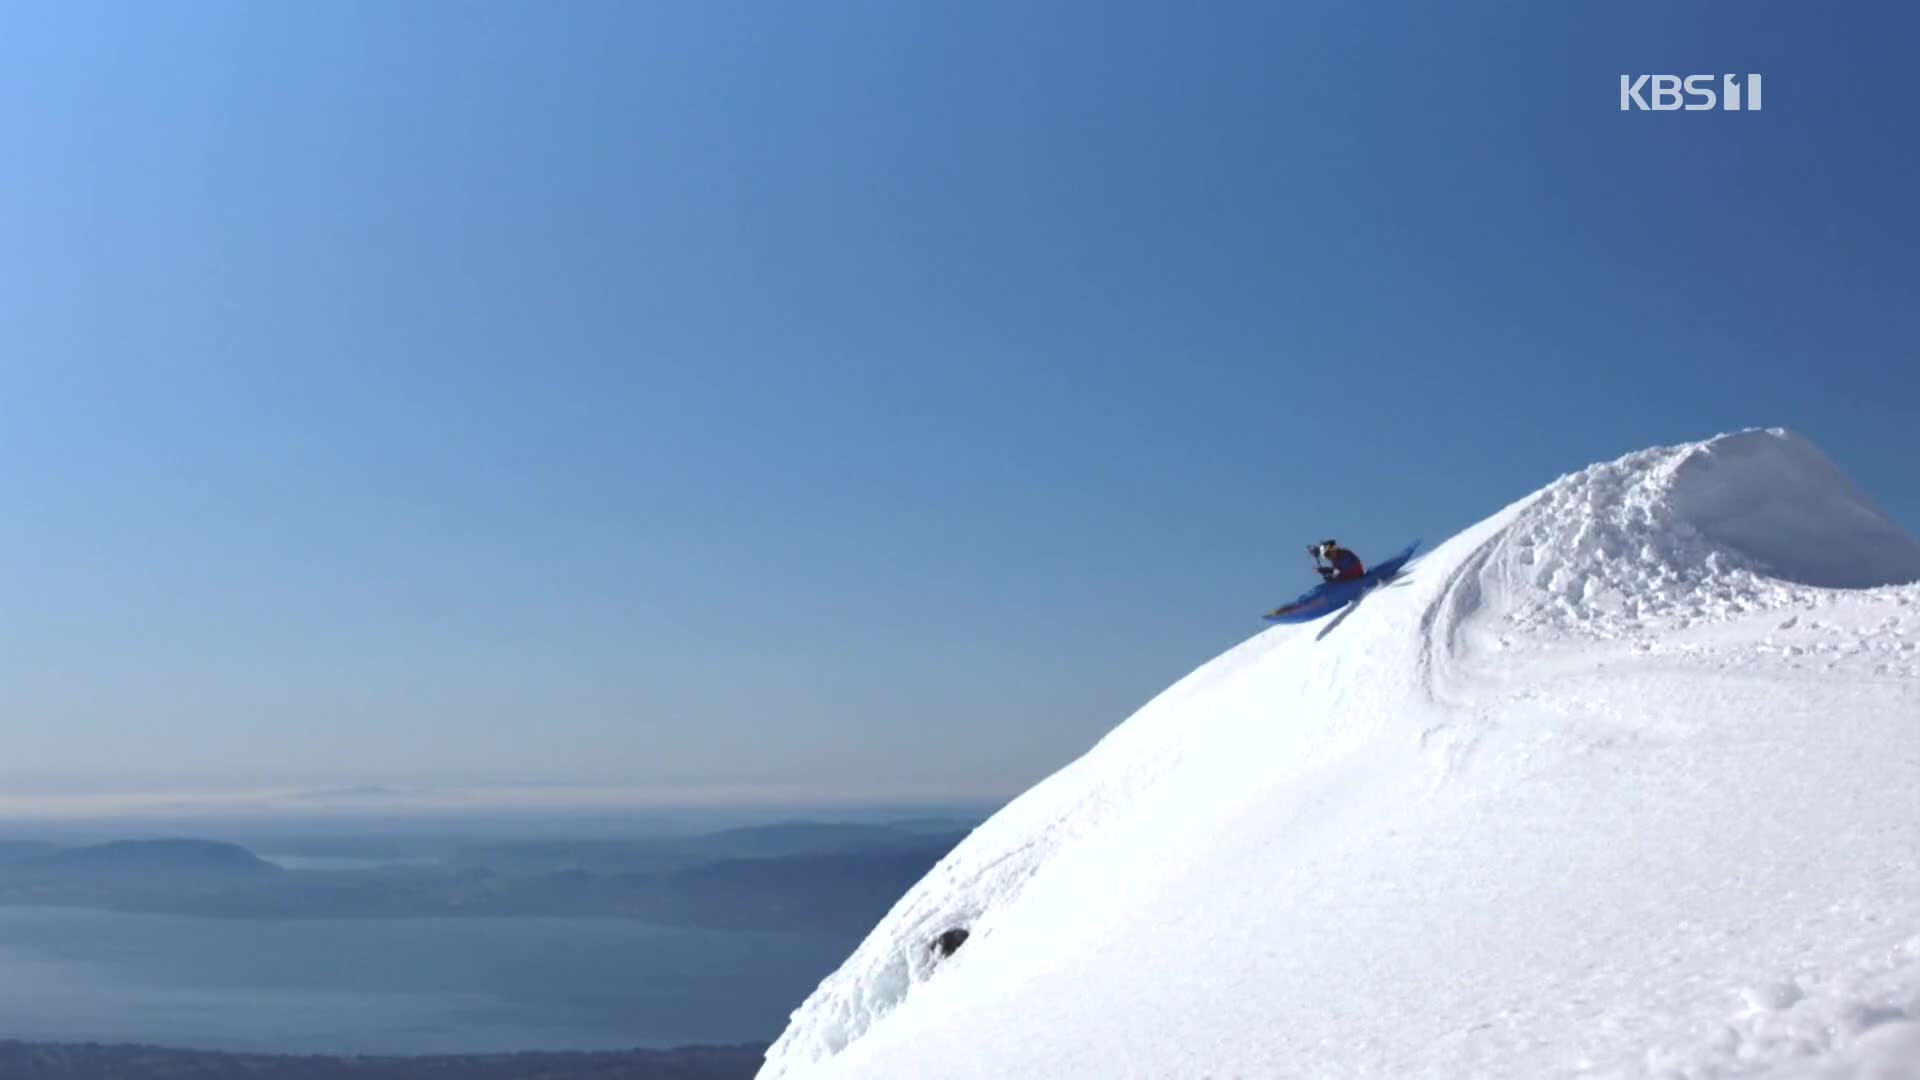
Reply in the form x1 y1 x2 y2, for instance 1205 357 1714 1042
759 428 1920 1080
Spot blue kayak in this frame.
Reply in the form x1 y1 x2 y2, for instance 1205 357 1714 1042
1261 541 1421 624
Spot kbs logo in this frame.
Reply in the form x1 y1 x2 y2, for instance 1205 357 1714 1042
1620 74 1762 111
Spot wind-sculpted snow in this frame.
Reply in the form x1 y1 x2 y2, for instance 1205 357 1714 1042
759 429 1920 1080
1492 429 1920 640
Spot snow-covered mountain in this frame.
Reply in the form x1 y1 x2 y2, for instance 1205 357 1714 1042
759 429 1920 1080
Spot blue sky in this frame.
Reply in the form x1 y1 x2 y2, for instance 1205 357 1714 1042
1 1 1914 805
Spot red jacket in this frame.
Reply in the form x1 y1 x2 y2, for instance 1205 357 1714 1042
1325 548 1365 581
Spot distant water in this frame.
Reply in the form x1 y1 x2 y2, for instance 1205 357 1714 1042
0 907 849 1055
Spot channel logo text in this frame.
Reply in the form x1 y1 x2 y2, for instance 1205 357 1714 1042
1620 74 1762 111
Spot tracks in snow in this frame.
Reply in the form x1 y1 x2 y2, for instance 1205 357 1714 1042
1411 525 1518 792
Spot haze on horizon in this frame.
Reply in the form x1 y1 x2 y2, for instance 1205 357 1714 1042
0 779 1002 825
3 2 1915 804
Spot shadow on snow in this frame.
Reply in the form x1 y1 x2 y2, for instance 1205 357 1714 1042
1313 573 1416 642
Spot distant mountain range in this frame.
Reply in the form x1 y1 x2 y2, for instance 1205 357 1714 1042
22 839 280 878
0 823 970 935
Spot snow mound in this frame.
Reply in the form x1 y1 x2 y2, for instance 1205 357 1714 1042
1497 428 1920 639
758 430 1920 1080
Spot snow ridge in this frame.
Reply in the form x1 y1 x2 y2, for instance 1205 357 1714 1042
759 429 1920 1080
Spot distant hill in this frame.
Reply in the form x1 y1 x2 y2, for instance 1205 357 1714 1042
0 830 966 934
23 839 280 879
875 816 986 835
281 785 427 802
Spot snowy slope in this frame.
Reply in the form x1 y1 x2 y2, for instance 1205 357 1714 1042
760 428 1920 1080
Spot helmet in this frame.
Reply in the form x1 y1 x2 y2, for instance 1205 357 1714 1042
1319 540 1339 556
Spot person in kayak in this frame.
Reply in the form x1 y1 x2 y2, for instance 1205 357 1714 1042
1311 540 1366 582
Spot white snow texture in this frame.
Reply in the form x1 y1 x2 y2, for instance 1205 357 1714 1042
759 428 1920 1080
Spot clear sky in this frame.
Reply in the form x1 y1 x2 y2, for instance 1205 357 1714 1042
2 1 1914 807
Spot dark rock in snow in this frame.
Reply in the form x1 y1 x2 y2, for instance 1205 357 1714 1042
932 927 969 958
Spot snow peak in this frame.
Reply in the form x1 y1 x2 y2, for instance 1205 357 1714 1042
1619 74 1762 111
